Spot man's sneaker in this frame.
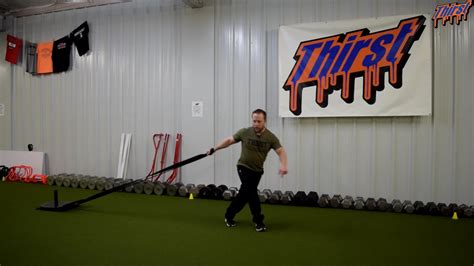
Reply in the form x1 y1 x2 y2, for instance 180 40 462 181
225 218 236 227
255 222 267 232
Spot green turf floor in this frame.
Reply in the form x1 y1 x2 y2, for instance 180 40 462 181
1 182 473 266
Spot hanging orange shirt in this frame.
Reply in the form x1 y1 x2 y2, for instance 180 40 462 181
36 41 53 74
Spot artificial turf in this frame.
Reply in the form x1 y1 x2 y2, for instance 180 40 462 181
1 181 473 266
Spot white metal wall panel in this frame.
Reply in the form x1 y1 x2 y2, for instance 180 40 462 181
214 0 236 187
454 18 474 204
0 31 12 150
180 6 215 186
6 0 474 205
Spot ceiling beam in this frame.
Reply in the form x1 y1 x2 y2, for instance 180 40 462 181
5 0 131 17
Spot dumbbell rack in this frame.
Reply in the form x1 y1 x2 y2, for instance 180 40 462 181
39 172 474 218
37 152 209 212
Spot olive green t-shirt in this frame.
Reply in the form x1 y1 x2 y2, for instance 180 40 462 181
233 127 282 172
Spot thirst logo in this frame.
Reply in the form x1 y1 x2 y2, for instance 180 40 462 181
282 16 426 116
432 0 472 28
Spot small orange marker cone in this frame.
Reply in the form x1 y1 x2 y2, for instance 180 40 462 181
189 193 194 200
452 212 459 220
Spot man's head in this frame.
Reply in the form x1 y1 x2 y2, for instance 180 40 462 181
252 109 266 134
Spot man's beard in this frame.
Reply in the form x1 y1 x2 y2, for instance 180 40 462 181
253 126 265 134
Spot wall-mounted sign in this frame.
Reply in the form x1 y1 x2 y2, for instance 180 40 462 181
279 14 432 117
432 0 472 28
192 101 203 117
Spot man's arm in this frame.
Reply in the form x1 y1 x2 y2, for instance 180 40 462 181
275 147 288 176
207 136 236 155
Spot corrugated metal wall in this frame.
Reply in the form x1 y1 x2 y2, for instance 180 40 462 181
214 0 473 205
7 0 474 205
0 31 12 150
11 0 184 180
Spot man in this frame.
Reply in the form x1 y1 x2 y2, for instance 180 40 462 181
207 109 288 232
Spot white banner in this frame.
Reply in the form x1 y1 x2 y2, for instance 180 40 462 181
279 14 432 117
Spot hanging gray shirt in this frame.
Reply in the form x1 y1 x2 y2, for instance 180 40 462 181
26 42 37 74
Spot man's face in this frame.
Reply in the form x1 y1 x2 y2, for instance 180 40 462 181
252 113 266 134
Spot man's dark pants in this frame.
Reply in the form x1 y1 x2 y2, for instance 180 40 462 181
225 165 264 224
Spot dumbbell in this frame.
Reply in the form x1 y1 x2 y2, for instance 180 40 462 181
47 175 56 186
86 176 97 190
113 177 125 189
376 198 389 211
166 182 184 196
306 191 319 206
269 190 283 204
391 199 403 213
281 191 294 205
403 200 415 214
448 203 458 216
133 180 145 194
200 184 217 199
330 194 343 208
82 176 93 189
91 176 103 190
178 184 195 197
87 176 99 190
101 178 113 190
114 178 125 190
437 203 452 217
62 175 72 187
198 184 216 199
79 176 91 189
446 203 464 217
425 202 440 216
453 204 468 217
189 184 204 198
211 185 229 200
153 181 167 195
70 175 81 188
122 179 135 192
354 197 365 210
143 181 155 195
341 196 354 209
258 189 272 203
94 177 107 191
464 206 474 218
365 198 377 211
55 174 65 187
113 178 127 189
292 191 307 206
414 201 425 214
317 194 330 208
105 177 121 191
222 187 238 200
60 174 72 187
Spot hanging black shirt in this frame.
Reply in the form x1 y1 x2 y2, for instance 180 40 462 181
52 35 72 73
70 21 90 56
